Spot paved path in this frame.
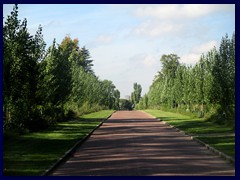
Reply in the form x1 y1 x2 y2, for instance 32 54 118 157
51 111 235 176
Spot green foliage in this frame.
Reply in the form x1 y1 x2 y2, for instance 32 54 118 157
136 94 148 110
113 89 121 110
160 54 180 79
143 33 235 125
65 36 120 113
119 99 133 110
3 5 120 132
131 82 142 105
3 5 46 131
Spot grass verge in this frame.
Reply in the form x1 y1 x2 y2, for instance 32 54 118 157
144 109 235 158
3 110 114 176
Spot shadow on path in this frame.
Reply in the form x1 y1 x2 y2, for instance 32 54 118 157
51 111 235 176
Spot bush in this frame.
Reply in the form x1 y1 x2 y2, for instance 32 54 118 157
64 101 107 120
65 109 77 120
204 104 235 127
25 117 49 132
24 105 56 132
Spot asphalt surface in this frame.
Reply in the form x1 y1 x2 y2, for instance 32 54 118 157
51 111 235 176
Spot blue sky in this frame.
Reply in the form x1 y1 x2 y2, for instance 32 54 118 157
3 4 235 98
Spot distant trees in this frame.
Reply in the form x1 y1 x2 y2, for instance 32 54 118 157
113 89 121 110
131 83 142 105
3 5 120 132
136 94 148 110
119 99 133 110
141 33 235 125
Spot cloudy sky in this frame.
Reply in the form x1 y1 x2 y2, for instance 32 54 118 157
3 4 235 98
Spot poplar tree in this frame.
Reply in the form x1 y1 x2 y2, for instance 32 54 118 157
3 5 45 129
131 83 142 105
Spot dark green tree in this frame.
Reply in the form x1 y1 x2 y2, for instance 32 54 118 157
211 34 235 123
119 99 133 110
3 5 45 130
113 89 121 110
131 83 142 105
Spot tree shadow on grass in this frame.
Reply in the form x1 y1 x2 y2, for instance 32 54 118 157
3 117 105 176
197 136 235 158
156 116 233 135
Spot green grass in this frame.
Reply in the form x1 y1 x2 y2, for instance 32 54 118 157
144 109 235 158
3 110 114 176
197 136 235 158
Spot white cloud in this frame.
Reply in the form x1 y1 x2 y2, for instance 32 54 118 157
131 4 234 39
134 4 234 20
128 53 157 67
180 40 218 65
191 40 218 54
87 34 114 48
96 34 113 44
143 54 157 67
180 53 201 65
132 20 182 37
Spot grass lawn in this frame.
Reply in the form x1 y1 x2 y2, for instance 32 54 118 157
144 109 235 158
3 110 114 176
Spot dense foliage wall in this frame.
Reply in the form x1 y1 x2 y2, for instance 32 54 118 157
137 33 235 125
3 5 120 132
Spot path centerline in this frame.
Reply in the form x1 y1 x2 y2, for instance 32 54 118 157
51 111 234 176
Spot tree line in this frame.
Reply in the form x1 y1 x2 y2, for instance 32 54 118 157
136 33 235 125
3 5 120 132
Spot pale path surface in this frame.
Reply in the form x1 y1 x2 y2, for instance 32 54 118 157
51 111 235 176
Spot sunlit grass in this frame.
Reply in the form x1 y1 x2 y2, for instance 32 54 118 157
3 110 114 176
144 109 235 158
197 136 235 158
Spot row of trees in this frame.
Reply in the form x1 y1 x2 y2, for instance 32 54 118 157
137 33 235 125
3 5 120 132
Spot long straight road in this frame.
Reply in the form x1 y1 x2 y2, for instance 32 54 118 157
51 111 235 176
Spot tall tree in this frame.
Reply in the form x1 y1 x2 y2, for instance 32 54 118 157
113 89 121 110
3 6 121 131
194 55 206 117
160 54 180 79
101 80 116 109
172 65 184 108
160 54 180 108
211 34 235 122
3 5 45 129
131 83 142 105
145 33 234 124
